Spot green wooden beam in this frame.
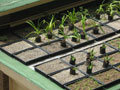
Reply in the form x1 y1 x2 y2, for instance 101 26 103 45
0 51 64 90
0 0 40 12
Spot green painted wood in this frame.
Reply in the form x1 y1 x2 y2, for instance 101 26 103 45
106 84 120 90
0 0 40 12
0 51 64 90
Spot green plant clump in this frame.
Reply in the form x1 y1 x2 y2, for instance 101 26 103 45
44 15 56 39
26 19 44 42
58 15 68 34
70 29 81 43
67 8 78 30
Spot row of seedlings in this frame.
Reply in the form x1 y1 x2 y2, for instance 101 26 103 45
35 38 120 90
0 0 120 65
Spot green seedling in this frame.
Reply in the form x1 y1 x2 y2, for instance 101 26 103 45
60 29 69 40
96 4 105 15
102 43 106 49
26 19 44 42
72 67 77 71
71 55 76 61
81 15 88 39
104 55 113 62
70 29 81 42
79 7 89 17
89 49 96 60
87 63 93 70
67 8 78 25
44 15 56 38
106 2 120 17
60 30 69 47
58 15 68 34
92 21 105 34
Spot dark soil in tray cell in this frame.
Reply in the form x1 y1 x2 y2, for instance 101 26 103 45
68 77 101 90
88 26 114 38
62 51 87 64
107 19 120 30
66 34 93 46
101 52 120 65
2 41 32 54
78 60 104 73
93 69 120 84
108 37 120 49
35 59 69 74
41 41 71 54
75 19 96 30
14 27 33 38
28 34 58 46
98 14 119 23
85 44 115 57
54 26 73 38
51 69 85 84
16 48 47 62
0 33 19 46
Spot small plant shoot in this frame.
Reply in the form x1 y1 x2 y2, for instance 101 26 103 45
103 55 113 68
67 8 78 30
87 63 93 74
44 15 56 39
71 29 81 43
26 19 44 42
70 55 76 65
58 15 68 34
81 15 87 39
100 43 106 54
92 21 105 34
59 30 69 47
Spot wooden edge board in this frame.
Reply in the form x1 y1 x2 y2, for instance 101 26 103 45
0 0 54 17
0 51 64 90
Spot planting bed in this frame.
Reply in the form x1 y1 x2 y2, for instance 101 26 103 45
35 42 120 90
93 69 120 84
107 19 120 31
95 14 120 24
68 77 101 90
87 25 115 41
101 52 120 65
41 40 72 54
51 69 85 84
2 40 32 54
35 59 69 74
108 37 120 49
0 1 120 90
15 48 47 63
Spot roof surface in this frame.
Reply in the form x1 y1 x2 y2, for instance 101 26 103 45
0 0 40 12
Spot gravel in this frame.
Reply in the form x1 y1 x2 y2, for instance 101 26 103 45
52 69 85 84
36 59 69 74
16 48 47 62
2 41 32 53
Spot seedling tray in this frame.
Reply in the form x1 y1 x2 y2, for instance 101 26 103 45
94 78 120 90
94 13 120 24
0 9 119 65
35 40 120 90
93 14 120 33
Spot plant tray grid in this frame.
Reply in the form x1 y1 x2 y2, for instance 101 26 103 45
0 1 120 90
34 41 120 90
